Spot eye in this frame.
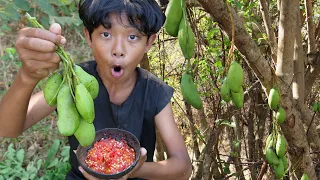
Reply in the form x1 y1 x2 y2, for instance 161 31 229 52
128 35 138 40
101 32 111 38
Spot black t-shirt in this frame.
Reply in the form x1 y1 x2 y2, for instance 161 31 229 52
66 60 174 180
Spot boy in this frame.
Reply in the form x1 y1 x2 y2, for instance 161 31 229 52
0 0 192 179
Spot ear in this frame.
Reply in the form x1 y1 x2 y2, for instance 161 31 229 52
83 27 92 47
144 34 157 53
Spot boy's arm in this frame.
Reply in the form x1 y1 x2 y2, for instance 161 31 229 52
0 24 64 138
131 103 192 180
0 72 55 137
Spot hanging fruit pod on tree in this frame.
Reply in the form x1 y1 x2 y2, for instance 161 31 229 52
178 15 195 60
226 61 244 93
220 80 231 102
164 0 183 37
268 87 280 110
180 72 203 109
275 107 286 124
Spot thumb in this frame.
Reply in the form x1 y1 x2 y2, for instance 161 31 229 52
49 23 66 45
139 147 147 163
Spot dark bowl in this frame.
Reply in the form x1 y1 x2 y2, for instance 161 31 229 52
76 128 141 179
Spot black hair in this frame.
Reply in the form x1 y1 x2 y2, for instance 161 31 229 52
79 0 166 37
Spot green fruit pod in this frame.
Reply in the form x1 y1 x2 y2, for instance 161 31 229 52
227 61 244 93
266 148 280 166
280 156 289 172
75 83 95 123
264 134 274 154
221 81 231 102
180 72 203 109
301 173 309 180
74 117 96 147
44 72 63 106
273 159 285 179
268 88 280 110
74 65 99 99
164 0 183 37
231 87 244 108
276 107 286 124
57 83 80 136
178 16 195 60
276 134 287 158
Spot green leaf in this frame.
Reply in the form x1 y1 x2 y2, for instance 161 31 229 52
29 173 37 180
223 163 231 174
47 158 59 169
232 139 241 148
26 162 37 173
215 119 236 128
5 48 16 54
0 168 11 174
16 149 25 163
44 139 60 168
53 16 82 26
36 159 42 170
61 146 70 157
4 4 20 21
13 0 31 11
0 163 7 169
63 156 69 162
312 102 318 112
34 0 57 16
7 143 15 153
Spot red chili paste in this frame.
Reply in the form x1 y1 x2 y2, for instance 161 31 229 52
85 137 135 174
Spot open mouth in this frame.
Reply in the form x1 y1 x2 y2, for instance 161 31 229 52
111 65 124 78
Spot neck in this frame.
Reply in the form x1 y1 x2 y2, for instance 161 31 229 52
97 68 138 105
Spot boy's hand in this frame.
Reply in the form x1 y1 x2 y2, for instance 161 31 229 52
15 23 66 85
79 147 147 180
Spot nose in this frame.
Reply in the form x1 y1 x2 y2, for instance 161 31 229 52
112 38 125 58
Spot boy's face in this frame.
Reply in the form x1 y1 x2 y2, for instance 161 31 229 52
84 13 156 84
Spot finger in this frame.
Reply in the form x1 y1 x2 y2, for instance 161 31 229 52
17 36 58 53
19 27 64 45
140 147 147 156
127 147 147 178
78 166 100 180
19 50 61 64
49 23 61 35
139 147 147 162
24 59 60 74
49 23 66 45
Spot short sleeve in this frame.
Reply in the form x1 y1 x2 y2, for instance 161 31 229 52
155 83 174 115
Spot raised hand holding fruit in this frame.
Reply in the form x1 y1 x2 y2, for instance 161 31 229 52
26 13 98 146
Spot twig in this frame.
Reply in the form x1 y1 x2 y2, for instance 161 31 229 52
306 112 316 136
257 161 268 180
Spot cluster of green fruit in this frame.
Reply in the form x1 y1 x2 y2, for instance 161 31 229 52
164 0 202 109
26 14 97 147
265 87 289 179
164 0 195 60
268 88 286 124
264 132 288 179
220 61 244 108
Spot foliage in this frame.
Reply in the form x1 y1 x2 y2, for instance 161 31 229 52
0 0 82 36
0 139 70 180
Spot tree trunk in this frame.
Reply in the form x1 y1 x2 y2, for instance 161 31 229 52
275 0 316 179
